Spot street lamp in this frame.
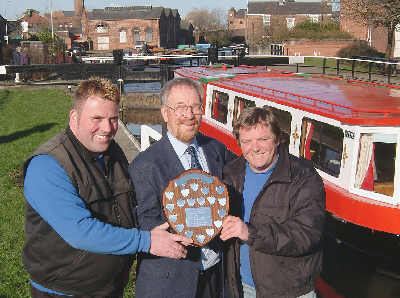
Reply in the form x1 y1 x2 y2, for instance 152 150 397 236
49 0 54 38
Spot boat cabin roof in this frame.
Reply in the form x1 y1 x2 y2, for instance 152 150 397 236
175 66 400 126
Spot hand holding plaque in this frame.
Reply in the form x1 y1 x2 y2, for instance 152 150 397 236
162 169 229 246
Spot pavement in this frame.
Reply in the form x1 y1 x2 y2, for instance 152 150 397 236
114 120 141 163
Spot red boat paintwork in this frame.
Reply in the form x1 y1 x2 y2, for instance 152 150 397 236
325 179 400 234
199 120 241 155
177 65 400 234
208 74 400 126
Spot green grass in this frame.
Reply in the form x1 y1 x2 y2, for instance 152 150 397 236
304 57 386 76
0 88 137 297
0 88 71 297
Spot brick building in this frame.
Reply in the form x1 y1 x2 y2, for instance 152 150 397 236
179 21 195 45
43 0 90 49
19 9 49 39
340 0 400 57
87 6 181 51
247 0 332 45
228 8 247 42
42 1 184 51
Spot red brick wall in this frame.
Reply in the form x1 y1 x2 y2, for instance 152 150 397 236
228 9 246 31
340 0 388 54
285 39 355 56
247 14 332 45
88 19 161 51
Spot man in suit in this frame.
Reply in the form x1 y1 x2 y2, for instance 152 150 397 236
129 77 234 298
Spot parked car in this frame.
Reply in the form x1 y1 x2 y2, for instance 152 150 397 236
67 46 85 56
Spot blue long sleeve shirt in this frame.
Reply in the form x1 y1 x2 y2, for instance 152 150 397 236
24 154 151 295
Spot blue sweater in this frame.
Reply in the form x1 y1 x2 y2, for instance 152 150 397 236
24 155 151 295
240 161 277 287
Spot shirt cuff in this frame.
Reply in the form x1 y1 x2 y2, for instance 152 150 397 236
138 230 151 253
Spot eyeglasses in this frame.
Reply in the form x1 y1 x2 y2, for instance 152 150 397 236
166 103 203 115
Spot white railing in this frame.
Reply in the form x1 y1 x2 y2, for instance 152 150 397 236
81 54 207 64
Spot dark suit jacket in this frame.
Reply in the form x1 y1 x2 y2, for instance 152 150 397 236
128 133 234 298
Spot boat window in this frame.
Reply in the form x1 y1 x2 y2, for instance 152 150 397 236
233 96 255 127
300 118 343 177
263 105 291 149
354 133 396 197
211 90 229 124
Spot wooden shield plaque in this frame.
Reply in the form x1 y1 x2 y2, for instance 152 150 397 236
162 169 229 246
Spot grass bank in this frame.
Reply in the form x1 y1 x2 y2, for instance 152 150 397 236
0 87 137 297
0 88 71 297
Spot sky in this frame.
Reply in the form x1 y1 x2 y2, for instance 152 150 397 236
2 0 324 20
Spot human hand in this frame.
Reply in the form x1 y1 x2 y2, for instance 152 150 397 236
149 222 193 258
220 215 249 241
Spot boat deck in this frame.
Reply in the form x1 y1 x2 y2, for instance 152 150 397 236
176 66 400 125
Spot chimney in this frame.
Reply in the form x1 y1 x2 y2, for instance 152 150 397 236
75 0 84 16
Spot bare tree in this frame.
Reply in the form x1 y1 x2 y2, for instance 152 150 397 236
184 8 225 33
342 0 400 59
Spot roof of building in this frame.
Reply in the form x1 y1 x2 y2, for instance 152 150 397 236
180 20 194 30
63 11 75 18
248 1 332 15
87 6 179 21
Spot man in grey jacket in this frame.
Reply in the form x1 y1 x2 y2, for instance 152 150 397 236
221 107 325 298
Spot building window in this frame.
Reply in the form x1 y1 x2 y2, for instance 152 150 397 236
21 21 28 33
120 29 127 43
300 118 343 177
98 36 109 50
286 17 295 29
96 23 108 33
263 14 271 26
145 27 152 43
133 28 140 44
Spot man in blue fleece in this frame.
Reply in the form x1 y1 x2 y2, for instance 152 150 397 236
23 77 192 298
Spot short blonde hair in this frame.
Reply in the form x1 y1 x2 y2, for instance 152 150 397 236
74 77 120 110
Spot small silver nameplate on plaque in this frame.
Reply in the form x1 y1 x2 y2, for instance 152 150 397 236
185 207 212 227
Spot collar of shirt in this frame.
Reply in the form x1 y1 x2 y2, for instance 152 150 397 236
167 132 209 172
246 153 280 176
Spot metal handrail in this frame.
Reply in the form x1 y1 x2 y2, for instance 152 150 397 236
215 73 400 118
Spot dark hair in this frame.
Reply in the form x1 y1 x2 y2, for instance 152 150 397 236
160 77 203 106
233 107 281 142
74 77 120 110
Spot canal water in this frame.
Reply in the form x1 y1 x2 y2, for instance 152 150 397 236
122 84 400 298
123 81 162 141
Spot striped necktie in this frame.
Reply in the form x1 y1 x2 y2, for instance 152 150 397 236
186 145 203 170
